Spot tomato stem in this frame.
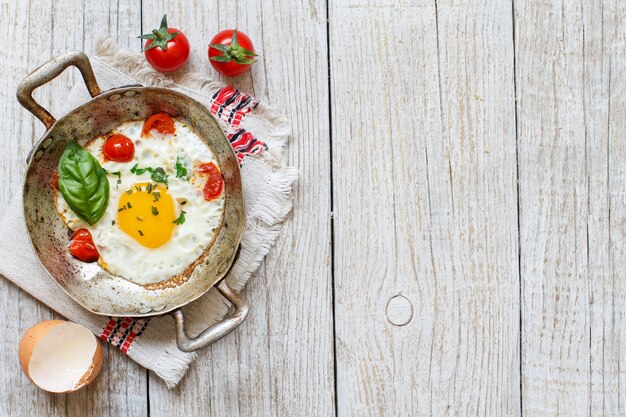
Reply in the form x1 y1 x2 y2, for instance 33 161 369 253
139 14 179 51
209 29 257 65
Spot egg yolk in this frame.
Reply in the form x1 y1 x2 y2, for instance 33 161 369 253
117 183 177 248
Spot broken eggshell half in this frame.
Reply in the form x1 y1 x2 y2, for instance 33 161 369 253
18 320 103 393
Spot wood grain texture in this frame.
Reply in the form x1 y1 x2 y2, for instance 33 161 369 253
142 1 334 416
516 1 626 415
2 0 626 415
330 0 519 415
604 3 626 414
0 1 146 416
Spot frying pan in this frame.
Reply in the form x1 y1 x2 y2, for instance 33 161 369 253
16 51 249 352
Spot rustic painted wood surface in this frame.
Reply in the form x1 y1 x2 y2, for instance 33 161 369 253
517 1 626 416
0 0 624 416
330 1 520 415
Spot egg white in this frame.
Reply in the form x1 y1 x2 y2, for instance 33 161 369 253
54 119 225 285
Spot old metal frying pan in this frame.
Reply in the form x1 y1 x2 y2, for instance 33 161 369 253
16 51 248 352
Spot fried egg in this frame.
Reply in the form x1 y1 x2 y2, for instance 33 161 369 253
54 118 225 285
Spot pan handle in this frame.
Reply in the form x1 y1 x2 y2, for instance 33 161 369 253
17 51 102 130
171 279 249 352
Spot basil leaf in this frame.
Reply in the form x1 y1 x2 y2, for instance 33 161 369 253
58 141 109 225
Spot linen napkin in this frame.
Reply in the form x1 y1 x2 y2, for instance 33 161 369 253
0 39 296 388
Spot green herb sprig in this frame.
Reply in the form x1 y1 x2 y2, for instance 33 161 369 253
175 156 188 180
172 210 186 225
131 163 168 185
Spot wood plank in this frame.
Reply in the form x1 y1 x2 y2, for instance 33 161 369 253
516 0 626 415
330 0 519 415
604 3 626 414
0 1 145 416
142 1 334 416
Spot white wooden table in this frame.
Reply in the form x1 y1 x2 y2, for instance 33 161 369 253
0 1 624 416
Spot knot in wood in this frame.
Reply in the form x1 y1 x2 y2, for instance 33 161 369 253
385 295 413 326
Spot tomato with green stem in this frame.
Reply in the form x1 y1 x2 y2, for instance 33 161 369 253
139 14 190 72
208 29 257 77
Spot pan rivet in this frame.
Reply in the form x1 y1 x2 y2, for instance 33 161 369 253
216 259 228 274
109 93 122 101
124 91 136 97
43 138 52 149
34 150 44 161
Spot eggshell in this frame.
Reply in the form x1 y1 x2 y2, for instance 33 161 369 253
76 339 103 389
18 319 65 374
18 320 103 393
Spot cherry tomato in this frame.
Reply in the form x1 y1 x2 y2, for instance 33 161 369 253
102 134 135 162
50 169 59 190
69 228 99 263
140 15 190 73
208 29 257 77
142 112 176 137
70 229 94 243
198 162 224 201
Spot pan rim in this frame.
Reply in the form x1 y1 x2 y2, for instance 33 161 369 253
22 85 245 317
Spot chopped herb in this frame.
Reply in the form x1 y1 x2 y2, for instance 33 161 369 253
135 185 141 191
180 200 187 205
110 171 121 180
175 156 188 179
118 207 125 212
112 220 116 225
130 163 149 175
136 217 144 222
152 191 161 202
146 183 153 193
107 171 122 188
127 202 132 209
172 210 186 225
131 163 168 185
151 206 159 216
125 189 132 195
150 167 168 184
138 230 144 236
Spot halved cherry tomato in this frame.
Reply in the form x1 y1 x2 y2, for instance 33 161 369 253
69 228 99 263
142 112 176 137
140 15 190 73
198 162 224 201
102 134 135 162
50 169 59 190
